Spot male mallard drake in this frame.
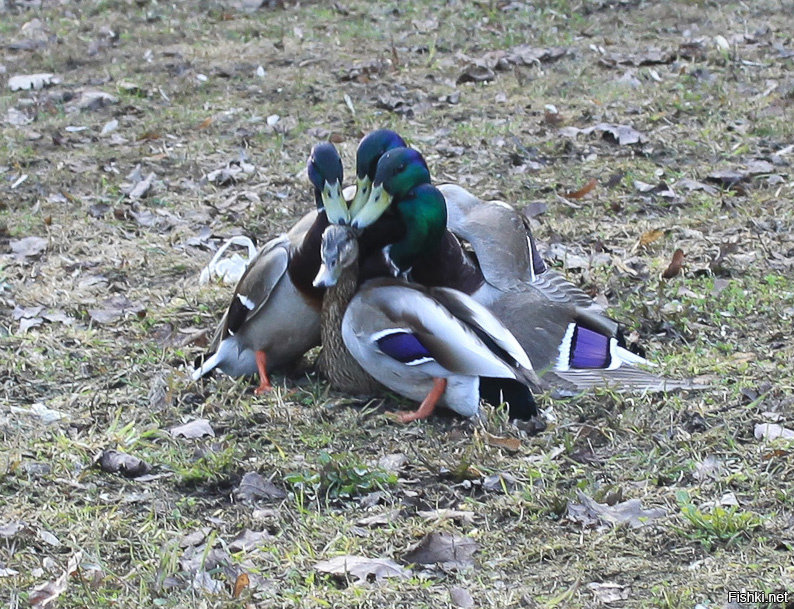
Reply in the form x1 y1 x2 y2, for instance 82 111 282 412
314 224 541 422
192 142 348 393
351 147 687 393
347 129 407 220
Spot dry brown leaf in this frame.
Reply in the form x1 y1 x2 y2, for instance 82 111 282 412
639 228 665 247
661 248 685 279
563 178 597 199
232 572 249 598
483 431 522 453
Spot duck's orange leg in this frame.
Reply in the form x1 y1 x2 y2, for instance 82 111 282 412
254 350 273 395
393 378 447 423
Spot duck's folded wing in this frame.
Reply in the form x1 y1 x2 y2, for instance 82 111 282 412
224 238 290 335
361 283 518 380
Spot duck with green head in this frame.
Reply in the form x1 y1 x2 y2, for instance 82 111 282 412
350 142 691 393
313 223 542 422
193 141 348 394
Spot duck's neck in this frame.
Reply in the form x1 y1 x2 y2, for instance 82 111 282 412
317 257 381 395
410 230 485 293
287 211 329 308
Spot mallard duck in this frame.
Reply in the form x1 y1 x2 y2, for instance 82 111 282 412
192 142 346 393
350 147 690 393
314 223 541 422
347 129 407 219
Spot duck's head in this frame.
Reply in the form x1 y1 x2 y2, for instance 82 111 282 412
307 142 348 224
348 129 407 218
350 147 431 230
313 224 359 288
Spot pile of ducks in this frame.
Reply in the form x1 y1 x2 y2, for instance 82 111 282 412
193 129 693 425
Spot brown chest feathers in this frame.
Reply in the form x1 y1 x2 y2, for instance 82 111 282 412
317 260 382 396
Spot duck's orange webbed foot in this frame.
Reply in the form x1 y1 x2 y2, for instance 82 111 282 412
254 350 273 395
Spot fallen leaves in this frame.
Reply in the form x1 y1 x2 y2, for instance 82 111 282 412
314 555 409 584
88 295 146 325
402 532 478 570
97 449 152 478
457 45 568 84
587 581 631 603
563 177 598 200
567 490 667 529
234 471 287 502
560 123 646 146
29 551 82 609
10 236 47 261
170 418 215 439
638 229 665 248
8 73 60 91
661 248 686 279
754 423 794 441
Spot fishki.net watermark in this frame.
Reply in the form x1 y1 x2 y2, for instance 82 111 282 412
727 590 789 605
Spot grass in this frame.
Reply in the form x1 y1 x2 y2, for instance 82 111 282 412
1 0 793 607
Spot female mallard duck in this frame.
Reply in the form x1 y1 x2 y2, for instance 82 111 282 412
192 142 349 394
313 223 542 422
350 147 688 392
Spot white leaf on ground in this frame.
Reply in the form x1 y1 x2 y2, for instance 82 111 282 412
9 402 68 424
100 119 118 135
234 472 286 502
10 236 47 260
314 555 409 584
357 509 401 527
198 236 257 286
0 522 26 538
377 453 407 472
754 423 794 441
67 90 118 112
587 581 631 603
693 455 723 481
5 107 32 126
402 532 479 569
37 529 61 547
170 418 215 439
192 570 224 594
229 529 272 552
567 490 666 529
450 586 474 608
560 123 646 145
9 73 59 91
0 565 20 577
416 509 475 524
28 551 82 609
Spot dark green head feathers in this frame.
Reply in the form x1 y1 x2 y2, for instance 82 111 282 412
307 142 347 223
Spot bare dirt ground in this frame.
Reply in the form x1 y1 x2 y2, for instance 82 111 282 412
2 1 793 607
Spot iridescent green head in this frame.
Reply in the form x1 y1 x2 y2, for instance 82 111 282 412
350 147 431 230
348 129 407 218
385 183 447 273
307 142 348 224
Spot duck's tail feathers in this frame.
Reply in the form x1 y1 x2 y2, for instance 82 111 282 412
545 367 708 395
191 338 239 381
479 376 538 420
192 350 222 381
